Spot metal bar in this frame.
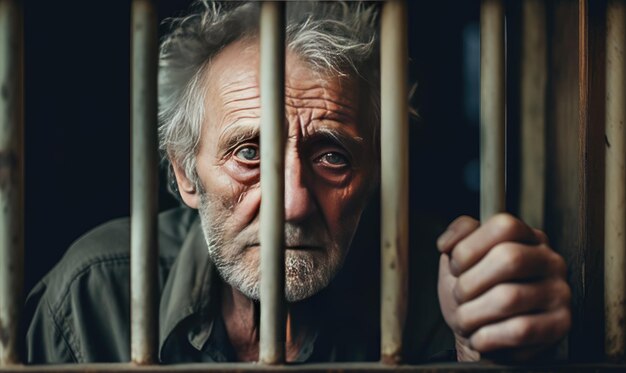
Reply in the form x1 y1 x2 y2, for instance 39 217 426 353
519 0 547 230
259 1 286 365
0 0 23 366
604 0 626 362
380 0 409 365
480 0 505 222
0 362 624 373
131 0 159 365
2 362 626 373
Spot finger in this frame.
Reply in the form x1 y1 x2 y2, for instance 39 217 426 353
481 345 554 363
438 254 461 328
532 228 550 245
453 243 567 303
468 307 571 353
449 213 540 276
437 215 480 254
454 279 571 337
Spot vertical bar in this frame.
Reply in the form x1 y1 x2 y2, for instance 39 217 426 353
259 1 286 365
520 0 547 230
380 0 408 365
131 0 158 364
480 0 506 221
605 0 626 362
574 0 607 362
0 0 23 366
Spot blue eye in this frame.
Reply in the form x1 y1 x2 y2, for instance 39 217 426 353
235 145 259 161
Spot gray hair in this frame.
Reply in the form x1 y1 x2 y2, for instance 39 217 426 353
158 1 380 194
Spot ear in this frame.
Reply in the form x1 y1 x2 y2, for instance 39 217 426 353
171 160 200 209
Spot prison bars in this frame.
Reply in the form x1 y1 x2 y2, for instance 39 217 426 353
604 0 626 362
1 0 626 369
380 0 409 365
259 1 286 365
480 0 505 222
130 0 159 365
519 0 547 230
0 0 23 366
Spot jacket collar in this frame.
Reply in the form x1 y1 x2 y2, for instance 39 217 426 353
158 216 215 361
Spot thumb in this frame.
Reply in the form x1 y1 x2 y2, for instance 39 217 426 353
438 254 459 328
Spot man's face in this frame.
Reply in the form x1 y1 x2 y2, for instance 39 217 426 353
177 39 376 302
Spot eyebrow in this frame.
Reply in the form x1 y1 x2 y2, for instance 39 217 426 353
302 127 365 156
217 124 260 157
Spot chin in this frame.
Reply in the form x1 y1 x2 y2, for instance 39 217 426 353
217 249 343 303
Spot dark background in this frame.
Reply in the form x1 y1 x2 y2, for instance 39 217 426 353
23 1 489 293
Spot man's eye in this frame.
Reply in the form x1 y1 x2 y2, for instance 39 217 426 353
317 152 349 168
234 145 259 162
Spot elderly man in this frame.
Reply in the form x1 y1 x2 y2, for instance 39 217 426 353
24 1 571 364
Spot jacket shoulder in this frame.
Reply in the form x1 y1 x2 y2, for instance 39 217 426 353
24 206 198 363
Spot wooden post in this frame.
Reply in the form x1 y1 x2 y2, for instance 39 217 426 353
130 0 159 364
259 1 286 365
380 0 409 365
604 0 626 362
480 0 506 222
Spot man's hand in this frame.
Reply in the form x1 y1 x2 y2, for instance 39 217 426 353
436 214 571 362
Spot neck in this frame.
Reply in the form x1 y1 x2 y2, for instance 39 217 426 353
220 284 312 362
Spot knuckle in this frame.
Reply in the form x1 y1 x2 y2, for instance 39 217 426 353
551 252 568 277
537 246 566 276
533 228 549 244
451 241 471 271
493 243 524 269
550 308 572 341
453 281 467 303
491 213 523 234
469 329 487 352
454 215 476 227
511 319 535 345
498 284 523 313
554 279 572 306
455 307 472 337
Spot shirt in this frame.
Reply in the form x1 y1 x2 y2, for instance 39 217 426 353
23 206 455 364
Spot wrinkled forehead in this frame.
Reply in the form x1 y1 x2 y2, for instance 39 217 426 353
202 39 372 132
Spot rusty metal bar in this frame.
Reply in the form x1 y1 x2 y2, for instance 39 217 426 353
131 0 159 365
604 0 626 362
259 1 286 365
480 0 505 222
0 0 23 366
380 0 409 365
4 362 626 372
519 0 547 230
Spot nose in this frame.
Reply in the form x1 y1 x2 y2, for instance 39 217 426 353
284 154 316 222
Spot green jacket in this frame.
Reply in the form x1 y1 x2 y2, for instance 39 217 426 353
24 207 454 364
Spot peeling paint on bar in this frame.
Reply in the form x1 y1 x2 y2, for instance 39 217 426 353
479 0 505 222
0 0 23 366
604 0 626 362
380 0 409 365
259 1 286 365
130 0 159 365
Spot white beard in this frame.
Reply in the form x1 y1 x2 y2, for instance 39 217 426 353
197 192 346 302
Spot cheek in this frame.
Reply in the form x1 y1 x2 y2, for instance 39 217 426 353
199 163 261 230
315 175 371 238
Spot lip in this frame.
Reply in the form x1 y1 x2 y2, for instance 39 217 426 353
245 244 322 251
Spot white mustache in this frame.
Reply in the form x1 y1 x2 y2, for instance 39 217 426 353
240 223 326 248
